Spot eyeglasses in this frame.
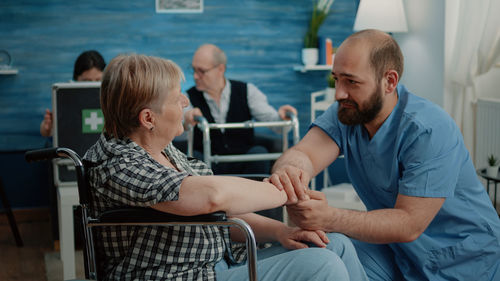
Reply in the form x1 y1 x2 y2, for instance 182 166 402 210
189 64 220 76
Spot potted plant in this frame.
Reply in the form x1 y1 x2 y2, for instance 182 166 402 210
325 72 336 103
487 154 499 177
302 0 335 66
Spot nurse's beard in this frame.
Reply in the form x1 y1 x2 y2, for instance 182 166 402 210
337 86 383 125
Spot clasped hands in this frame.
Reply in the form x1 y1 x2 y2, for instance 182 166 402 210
265 165 333 249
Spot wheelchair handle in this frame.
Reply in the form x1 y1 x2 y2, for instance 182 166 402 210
25 147 83 167
25 147 60 162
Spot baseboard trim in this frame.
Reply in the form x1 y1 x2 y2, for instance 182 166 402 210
0 207 50 224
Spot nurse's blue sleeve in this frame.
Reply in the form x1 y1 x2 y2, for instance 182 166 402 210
398 121 464 198
310 103 344 155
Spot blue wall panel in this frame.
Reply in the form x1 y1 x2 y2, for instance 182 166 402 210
0 0 357 208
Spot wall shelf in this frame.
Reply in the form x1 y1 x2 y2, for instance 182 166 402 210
0 68 19 75
293 64 332 73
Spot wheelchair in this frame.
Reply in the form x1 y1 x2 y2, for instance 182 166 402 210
25 147 258 281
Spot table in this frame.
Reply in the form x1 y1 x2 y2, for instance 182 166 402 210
477 168 500 210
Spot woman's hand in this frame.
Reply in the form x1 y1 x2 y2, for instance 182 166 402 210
40 109 53 137
276 225 329 250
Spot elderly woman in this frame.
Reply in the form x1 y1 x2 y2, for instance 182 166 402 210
83 54 367 281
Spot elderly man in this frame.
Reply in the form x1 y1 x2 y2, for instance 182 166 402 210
183 44 297 175
269 29 500 281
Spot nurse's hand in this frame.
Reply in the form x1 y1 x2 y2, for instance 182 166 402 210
266 165 310 205
287 189 331 232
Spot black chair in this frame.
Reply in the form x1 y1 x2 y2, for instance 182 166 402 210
0 176 23 247
25 147 258 281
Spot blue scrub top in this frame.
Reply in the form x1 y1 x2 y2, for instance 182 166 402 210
313 84 500 280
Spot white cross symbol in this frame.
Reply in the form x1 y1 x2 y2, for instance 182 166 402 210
85 111 103 131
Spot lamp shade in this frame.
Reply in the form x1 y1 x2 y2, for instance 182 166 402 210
353 0 408 33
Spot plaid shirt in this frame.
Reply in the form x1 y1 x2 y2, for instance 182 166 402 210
83 134 245 280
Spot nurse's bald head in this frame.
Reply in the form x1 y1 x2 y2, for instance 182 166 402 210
339 29 404 82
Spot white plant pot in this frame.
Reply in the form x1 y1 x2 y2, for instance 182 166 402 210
302 48 319 66
486 165 499 178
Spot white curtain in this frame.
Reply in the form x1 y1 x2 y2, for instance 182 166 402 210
444 0 500 159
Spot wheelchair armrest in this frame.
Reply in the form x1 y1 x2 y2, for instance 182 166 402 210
97 207 227 223
82 207 257 280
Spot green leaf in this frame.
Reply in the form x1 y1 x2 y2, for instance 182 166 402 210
303 0 335 48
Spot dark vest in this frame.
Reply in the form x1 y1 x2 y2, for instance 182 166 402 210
187 80 254 155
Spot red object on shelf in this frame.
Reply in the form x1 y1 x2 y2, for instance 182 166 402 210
326 38 333 66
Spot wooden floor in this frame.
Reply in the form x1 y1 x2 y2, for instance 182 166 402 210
0 208 53 281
